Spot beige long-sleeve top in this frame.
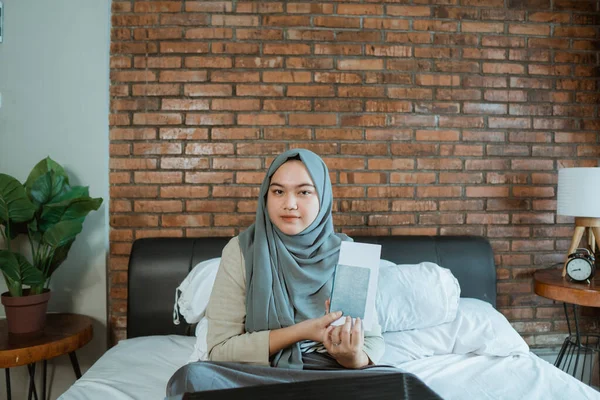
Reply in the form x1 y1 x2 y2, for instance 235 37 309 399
206 236 385 366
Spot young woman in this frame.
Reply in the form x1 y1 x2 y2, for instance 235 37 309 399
168 149 392 394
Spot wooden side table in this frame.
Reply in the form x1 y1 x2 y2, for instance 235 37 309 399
0 313 93 400
534 268 600 387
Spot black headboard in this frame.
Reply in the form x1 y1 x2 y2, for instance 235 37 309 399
127 236 496 338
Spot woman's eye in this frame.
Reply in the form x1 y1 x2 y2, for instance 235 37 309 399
300 190 312 196
272 189 284 195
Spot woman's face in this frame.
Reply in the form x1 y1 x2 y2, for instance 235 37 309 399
266 160 320 235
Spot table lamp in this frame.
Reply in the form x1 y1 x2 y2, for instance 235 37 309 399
557 167 600 277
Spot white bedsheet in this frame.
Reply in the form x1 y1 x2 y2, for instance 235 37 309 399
59 335 600 400
58 335 195 400
387 352 600 400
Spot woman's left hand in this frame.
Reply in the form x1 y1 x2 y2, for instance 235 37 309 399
323 316 370 368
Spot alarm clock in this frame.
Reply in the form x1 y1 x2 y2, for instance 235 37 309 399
565 248 596 283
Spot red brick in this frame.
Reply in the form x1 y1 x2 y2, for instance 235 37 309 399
264 44 311 55
186 56 232 69
263 15 311 27
134 28 182 41
161 157 209 170
134 200 183 213
212 186 261 197
134 56 181 69
133 143 182 155
237 85 284 97
368 214 415 226
286 3 333 13
289 114 336 126
212 99 260 111
159 71 207 83
238 114 285 126
213 158 262 170
162 99 209 111
212 43 259 54
211 15 259 26
237 143 286 155
264 99 312 111
110 172 131 184
365 129 411 141
132 84 180 96
111 215 159 228
185 143 234 155
184 84 232 97
160 42 209 54
160 186 209 198
339 87 385 98
162 215 211 227
367 159 413 171
367 187 414 198
186 113 234 125
185 28 233 39
159 128 208 140
264 128 311 140
110 144 131 156
185 172 234 184
390 173 436 184
338 59 384 71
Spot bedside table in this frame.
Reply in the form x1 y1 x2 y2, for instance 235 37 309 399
534 268 600 387
0 313 93 400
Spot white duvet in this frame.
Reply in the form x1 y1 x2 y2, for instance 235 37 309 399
58 335 600 400
391 353 600 400
59 298 600 400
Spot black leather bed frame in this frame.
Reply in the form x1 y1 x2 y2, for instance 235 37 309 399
127 235 496 339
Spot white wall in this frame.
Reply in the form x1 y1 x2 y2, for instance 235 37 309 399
0 1 110 398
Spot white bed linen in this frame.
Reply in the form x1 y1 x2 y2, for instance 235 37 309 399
58 335 195 400
58 334 600 400
385 352 600 400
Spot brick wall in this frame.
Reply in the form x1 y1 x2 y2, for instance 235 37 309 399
109 0 600 346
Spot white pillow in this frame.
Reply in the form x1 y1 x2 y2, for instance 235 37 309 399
173 258 221 325
376 261 460 332
188 317 209 363
380 298 530 366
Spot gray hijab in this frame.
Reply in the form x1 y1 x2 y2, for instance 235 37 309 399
238 149 348 369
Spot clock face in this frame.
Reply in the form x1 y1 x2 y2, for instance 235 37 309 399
566 258 593 281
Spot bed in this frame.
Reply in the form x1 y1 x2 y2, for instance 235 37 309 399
58 236 600 400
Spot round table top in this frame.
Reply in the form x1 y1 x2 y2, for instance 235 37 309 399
0 313 93 368
534 268 600 308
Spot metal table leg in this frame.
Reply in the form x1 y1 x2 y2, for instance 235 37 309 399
27 363 38 400
42 360 47 400
69 351 82 379
555 302 600 388
5 368 11 400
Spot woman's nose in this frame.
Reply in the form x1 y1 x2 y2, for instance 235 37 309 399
284 195 298 210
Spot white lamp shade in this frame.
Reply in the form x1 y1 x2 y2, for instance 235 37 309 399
557 168 600 218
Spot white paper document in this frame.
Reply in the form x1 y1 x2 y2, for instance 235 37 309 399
329 241 381 331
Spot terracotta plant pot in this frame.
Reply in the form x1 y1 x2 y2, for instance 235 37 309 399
1 289 51 334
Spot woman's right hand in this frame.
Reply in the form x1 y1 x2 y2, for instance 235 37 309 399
297 310 342 342
269 300 341 355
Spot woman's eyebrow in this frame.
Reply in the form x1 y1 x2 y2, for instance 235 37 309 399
269 182 315 188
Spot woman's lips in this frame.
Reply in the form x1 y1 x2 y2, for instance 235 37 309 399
280 216 300 222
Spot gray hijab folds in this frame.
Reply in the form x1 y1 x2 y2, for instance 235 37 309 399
238 149 348 369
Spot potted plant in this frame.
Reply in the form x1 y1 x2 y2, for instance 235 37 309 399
0 157 103 333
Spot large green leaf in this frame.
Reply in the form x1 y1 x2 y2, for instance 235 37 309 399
0 173 36 226
24 157 69 190
47 240 75 277
0 251 45 296
39 191 102 231
42 219 83 248
27 171 68 208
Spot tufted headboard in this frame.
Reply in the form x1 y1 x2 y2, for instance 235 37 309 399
127 235 496 338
